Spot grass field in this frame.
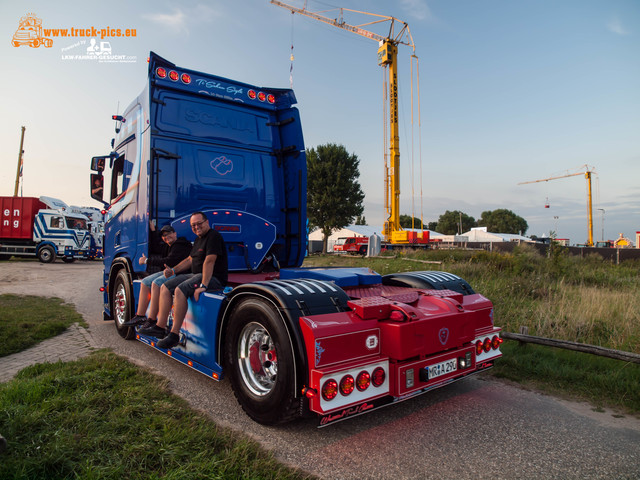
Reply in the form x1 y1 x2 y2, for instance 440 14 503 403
0 295 85 357
0 351 314 480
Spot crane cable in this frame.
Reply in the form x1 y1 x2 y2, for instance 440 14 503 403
289 11 295 88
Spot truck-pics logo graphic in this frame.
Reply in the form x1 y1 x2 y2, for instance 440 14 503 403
211 156 233 175
12 13 52 48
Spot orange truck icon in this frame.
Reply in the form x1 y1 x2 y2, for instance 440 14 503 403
12 13 52 48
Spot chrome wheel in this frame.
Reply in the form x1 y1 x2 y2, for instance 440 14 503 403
114 282 127 326
238 322 278 396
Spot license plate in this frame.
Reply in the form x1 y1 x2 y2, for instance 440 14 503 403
425 358 457 380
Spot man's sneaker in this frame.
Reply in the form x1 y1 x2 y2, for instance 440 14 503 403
122 315 147 327
138 325 167 339
157 332 180 349
138 318 157 330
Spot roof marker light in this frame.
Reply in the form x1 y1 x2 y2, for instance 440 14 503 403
181 73 191 84
169 70 179 81
156 67 167 78
258 92 266 102
248 90 257 100
267 94 276 104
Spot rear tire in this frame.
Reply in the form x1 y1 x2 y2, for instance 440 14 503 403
37 246 56 263
112 270 135 340
224 298 299 425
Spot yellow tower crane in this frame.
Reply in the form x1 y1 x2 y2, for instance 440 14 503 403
518 165 596 246
271 0 420 243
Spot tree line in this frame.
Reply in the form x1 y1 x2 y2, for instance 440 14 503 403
306 143 528 246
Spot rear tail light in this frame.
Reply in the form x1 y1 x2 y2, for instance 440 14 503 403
339 375 355 396
483 337 492 353
356 371 370 391
372 367 385 387
491 336 502 350
322 379 338 401
169 70 179 81
476 340 483 355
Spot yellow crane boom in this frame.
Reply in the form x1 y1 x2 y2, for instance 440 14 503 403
270 0 417 243
518 165 595 246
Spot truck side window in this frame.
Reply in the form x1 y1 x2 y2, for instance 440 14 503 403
50 216 63 229
110 155 125 201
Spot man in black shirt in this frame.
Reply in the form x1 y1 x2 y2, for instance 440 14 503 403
123 224 192 327
140 211 228 349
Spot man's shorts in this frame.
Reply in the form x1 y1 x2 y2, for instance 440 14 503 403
140 270 174 289
162 273 223 298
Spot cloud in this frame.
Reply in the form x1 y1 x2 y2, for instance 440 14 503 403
143 4 219 35
399 0 433 22
606 16 630 36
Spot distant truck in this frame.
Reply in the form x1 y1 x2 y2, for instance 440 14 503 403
0 196 92 263
334 232 429 255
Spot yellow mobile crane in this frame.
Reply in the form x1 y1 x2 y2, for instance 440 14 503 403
518 165 596 246
271 1 424 244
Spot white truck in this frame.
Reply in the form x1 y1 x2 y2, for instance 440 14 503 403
0 196 92 263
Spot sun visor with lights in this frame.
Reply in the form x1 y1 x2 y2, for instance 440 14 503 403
147 51 295 110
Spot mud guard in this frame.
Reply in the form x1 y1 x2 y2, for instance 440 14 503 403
382 270 475 295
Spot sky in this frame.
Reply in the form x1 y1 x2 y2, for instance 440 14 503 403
1 0 638 245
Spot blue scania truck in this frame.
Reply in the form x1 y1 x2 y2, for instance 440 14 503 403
90 52 502 426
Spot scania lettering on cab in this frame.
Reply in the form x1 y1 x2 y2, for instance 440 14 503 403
90 52 502 426
0 196 92 263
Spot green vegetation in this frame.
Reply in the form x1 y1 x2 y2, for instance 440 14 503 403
0 295 85 357
304 247 640 414
0 350 313 480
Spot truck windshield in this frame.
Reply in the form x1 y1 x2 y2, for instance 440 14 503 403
66 218 88 230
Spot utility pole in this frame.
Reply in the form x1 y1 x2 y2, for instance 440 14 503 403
14 126 26 197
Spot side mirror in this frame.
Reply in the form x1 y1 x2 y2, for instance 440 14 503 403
91 173 105 203
91 156 107 172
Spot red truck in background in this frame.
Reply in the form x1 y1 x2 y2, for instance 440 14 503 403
0 196 92 263
335 231 430 255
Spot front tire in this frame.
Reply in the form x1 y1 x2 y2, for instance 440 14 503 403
112 270 135 340
224 298 299 425
37 246 56 263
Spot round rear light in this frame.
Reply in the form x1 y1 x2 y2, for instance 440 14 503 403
156 67 167 78
248 90 257 100
356 371 370 391
267 94 276 104
483 337 492 353
476 340 484 355
181 73 191 84
339 375 355 396
169 70 179 81
258 92 266 102
322 379 338 401
372 367 385 387
491 336 501 350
